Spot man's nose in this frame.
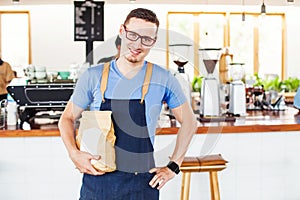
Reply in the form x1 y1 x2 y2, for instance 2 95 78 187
132 37 143 49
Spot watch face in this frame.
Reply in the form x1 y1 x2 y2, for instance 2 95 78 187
167 161 180 174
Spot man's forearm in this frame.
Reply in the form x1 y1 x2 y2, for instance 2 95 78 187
169 102 197 165
59 101 83 156
59 117 79 156
170 117 197 165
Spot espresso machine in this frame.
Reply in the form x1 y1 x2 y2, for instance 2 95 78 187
199 48 222 117
228 63 246 116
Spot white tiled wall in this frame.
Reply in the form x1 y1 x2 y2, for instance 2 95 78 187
158 132 300 200
1 132 300 200
0 137 82 200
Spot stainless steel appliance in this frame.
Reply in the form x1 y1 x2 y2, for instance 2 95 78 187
228 63 246 116
199 48 222 117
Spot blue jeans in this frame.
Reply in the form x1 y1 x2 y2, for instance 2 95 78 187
79 171 159 200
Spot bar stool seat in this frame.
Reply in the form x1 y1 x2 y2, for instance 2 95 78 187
180 154 228 200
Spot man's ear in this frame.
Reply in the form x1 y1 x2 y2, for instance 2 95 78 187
119 24 125 35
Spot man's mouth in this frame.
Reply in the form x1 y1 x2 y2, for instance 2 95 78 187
130 48 142 56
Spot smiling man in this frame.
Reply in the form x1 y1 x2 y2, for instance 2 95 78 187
59 8 197 200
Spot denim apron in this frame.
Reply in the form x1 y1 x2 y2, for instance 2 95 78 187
79 62 159 200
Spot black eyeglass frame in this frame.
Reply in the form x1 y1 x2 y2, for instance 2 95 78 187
123 25 157 47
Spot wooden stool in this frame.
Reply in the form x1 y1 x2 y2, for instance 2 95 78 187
180 154 228 200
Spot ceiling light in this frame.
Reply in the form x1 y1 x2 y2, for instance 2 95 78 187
287 0 295 5
129 0 136 3
241 0 246 21
261 1 266 15
12 0 19 3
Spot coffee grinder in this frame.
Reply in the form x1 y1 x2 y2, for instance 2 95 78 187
199 48 222 117
228 63 246 116
169 44 192 105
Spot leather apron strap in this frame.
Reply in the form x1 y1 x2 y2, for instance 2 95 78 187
100 62 153 103
140 62 153 104
100 62 110 102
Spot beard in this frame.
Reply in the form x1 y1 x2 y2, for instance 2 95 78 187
126 56 138 63
123 48 141 63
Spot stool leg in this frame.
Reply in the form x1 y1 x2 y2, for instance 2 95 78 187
181 172 191 200
209 171 220 200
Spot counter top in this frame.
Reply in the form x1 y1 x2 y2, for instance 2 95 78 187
1 107 300 137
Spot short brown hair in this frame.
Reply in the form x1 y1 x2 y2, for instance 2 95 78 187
124 8 159 28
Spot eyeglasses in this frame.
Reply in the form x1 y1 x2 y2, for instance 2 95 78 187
123 25 156 47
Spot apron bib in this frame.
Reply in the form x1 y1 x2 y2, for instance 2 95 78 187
99 61 155 173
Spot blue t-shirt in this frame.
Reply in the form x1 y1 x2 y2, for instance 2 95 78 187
70 60 186 143
294 87 300 109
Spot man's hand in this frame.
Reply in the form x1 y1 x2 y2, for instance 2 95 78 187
149 167 176 190
70 150 105 176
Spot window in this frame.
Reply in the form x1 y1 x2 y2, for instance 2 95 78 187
167 12 286 81
229 14 256 76
167 13 195 80
0 11 31 73
257 15 283 79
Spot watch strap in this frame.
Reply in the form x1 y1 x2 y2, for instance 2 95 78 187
167 161 180 174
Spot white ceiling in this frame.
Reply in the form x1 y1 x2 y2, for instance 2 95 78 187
0 0 298 6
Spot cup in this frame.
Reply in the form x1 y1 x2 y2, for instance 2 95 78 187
0 99 7 128
58 71 70 80
7 102 17 126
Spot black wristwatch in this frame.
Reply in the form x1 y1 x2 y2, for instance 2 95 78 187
167 161 180 174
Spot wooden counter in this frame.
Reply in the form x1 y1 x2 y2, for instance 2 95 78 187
1 107 300 137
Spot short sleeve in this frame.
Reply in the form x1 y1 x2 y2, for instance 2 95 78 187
163 71 187 109
70 69 93 109
294 87 300 109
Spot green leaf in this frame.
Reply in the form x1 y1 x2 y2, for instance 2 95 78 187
192 76 203 92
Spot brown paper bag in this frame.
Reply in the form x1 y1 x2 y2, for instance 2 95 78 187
76 110 116 172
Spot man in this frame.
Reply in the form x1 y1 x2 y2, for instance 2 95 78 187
294 86 300 111
59 8 197 200
97 35 121 64
0 55 15 101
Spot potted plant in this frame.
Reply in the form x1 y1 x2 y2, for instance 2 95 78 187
253 74 283 91
253 74 300 104
281 77 300 104
281 77 300 92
